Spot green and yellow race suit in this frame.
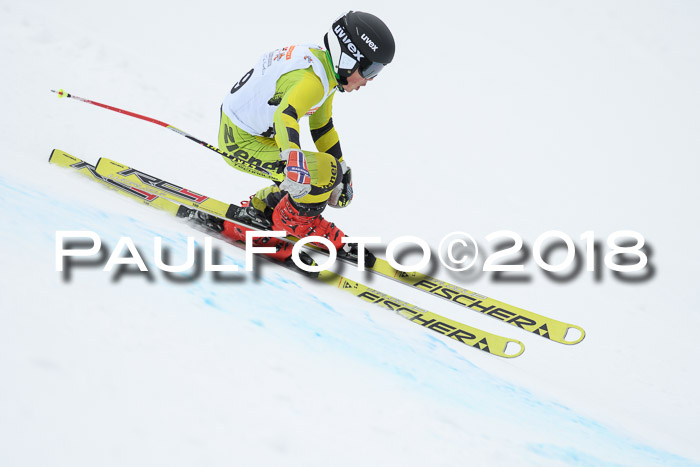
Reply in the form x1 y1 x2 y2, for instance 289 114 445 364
219 44 345 214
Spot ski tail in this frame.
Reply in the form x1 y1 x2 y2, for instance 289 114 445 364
94 157 236 219
49 149 184 216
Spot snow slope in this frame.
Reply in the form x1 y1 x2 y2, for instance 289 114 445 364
2 1 699 465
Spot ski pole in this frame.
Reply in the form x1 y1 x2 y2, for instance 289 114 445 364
51 88 275 178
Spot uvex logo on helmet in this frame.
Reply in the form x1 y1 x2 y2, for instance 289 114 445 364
334 25 365 61
361 34 379 52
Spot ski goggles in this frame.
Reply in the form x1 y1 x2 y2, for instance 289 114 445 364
358 60 385 80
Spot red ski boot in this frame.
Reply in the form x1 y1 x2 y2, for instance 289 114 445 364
271 194 345 251
221 220 294 263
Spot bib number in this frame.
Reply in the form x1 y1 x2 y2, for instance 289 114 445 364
230 68 254 94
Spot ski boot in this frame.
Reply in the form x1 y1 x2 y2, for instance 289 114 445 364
221 218 318 276
178 205 317 275
271 195 376 268
271 194 345 250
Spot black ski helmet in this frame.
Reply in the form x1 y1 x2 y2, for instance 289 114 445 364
324 11 395 87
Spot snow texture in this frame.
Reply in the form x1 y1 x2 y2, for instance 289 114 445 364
1 1 699 466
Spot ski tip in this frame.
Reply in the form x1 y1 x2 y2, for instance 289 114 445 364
51 89 68 98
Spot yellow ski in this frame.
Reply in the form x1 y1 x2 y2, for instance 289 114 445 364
369 263 585 345
50 149 525 358
318 272 524 357
95 157 233 219
93 155 585 345
48 150 181 216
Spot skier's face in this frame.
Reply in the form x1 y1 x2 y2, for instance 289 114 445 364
342 69 373 92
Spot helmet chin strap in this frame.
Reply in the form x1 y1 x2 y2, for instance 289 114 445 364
336 78 347 92
324 35 348 92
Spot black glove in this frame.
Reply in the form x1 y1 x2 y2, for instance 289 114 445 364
329 166 353 208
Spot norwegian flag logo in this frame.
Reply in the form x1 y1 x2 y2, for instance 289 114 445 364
286 150 310 184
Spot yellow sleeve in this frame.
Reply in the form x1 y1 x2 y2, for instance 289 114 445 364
273 69 325 151
309 92 343 162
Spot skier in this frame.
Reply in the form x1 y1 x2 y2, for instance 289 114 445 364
212 11 395 263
